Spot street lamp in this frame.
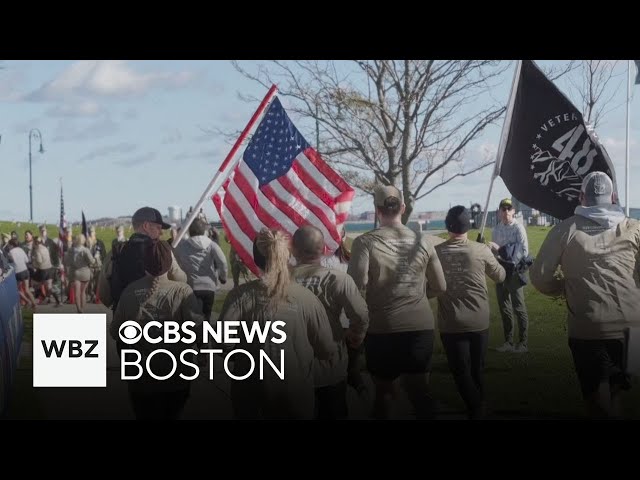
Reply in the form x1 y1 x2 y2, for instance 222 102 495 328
29 129 44 222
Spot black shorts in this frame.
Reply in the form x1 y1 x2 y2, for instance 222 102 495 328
33 268 54 282
15 270 29 282
365 330 434 380
568 338 631 398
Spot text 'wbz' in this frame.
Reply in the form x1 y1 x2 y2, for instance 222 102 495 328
118 320 286 381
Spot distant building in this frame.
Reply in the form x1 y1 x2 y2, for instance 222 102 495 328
359 211 376 222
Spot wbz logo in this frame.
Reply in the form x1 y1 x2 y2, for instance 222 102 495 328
33 314 107 387
41 339 99 358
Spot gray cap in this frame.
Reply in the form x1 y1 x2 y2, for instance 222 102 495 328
581 171 614 206
373 185 403 207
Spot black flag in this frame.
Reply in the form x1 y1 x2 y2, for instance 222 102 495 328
81 211 88 240
498 60 617 220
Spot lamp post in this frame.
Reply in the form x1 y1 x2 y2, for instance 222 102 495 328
29 129 44 222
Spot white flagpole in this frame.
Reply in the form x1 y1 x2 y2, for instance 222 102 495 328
477 60 523 242
626 60 631 217
172 85 278 249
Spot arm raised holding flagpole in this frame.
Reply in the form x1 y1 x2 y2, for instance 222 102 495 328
172 84 279 249
477 60 523 242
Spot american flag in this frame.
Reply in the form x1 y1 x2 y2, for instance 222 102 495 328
58 181 67 277
213 97 354 276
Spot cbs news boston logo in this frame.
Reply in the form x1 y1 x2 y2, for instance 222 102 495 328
33 314 107 387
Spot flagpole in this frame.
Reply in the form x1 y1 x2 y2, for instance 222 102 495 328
477 174 498 242
626 60 631 217
477 60 523 242
172 84 279 249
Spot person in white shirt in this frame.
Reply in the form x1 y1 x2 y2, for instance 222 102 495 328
7 240 37 309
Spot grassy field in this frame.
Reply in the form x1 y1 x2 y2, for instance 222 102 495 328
4 222 640 419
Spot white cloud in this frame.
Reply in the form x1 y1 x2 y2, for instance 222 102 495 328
113 152 156 167
193 132 215 143
46 101 102 117
161 129 183 145
123 107 138 119
53 115 119 142
172 149 222 162
0 68 26 101
218 111 247 123
12 118 43 135
79 143 137 163
26 61 195 101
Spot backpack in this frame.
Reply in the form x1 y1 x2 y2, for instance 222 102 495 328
109 235 149 310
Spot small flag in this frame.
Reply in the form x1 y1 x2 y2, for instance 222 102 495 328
81 211 88 240
58 181 67 281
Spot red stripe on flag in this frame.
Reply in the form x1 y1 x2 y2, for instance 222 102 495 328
213 192 261 277
232 169 288 232
290 162 336 209
260 184 307 228
304 147 353 192
223 191 262 244
276 175 341 245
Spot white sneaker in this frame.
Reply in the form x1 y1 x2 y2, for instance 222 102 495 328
514 343 528 353
495 342 514 352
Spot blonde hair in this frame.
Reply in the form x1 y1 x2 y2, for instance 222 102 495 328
73 234 86 248
255 229 291 307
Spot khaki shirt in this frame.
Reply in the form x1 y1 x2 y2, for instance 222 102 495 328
111 274 204 393
435 237 505 333
347 225 447 333
530 215 640 340
219 280 336 419
32 244 53 270
292 263 369 387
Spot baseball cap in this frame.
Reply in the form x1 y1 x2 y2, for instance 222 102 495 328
581 171 614 206
445 206 471 234
374 185 403 207
499 198 513 209
132 207 171 229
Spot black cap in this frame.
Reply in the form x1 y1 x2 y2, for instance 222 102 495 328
445 205 471 234
132 207 171 229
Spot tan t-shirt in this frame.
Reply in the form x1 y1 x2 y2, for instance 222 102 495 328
292 263 369 387
435 237 506 333
347 225 447 333
219 280 336 419
111 274 204 393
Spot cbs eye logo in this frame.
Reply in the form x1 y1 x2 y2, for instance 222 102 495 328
118 321 142 345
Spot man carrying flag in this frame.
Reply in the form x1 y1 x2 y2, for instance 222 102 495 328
530 171 640 419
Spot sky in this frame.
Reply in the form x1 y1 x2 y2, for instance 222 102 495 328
1 60 639 224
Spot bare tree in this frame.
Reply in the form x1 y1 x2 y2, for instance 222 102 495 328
568 60 623 129
230 60 517 223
